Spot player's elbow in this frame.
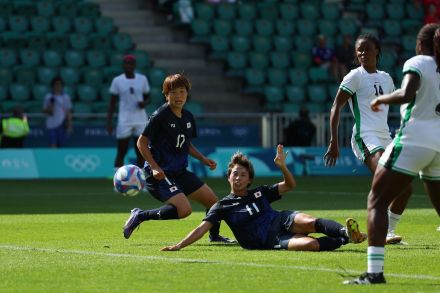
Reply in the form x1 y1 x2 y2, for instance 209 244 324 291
280 180 296 193
137 135 147 150
286 180 297 191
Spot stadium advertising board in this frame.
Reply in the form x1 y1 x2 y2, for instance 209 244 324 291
0 147 368 179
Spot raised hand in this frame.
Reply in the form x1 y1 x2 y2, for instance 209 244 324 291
274 144 288 168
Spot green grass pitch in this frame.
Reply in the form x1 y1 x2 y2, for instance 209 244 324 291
0 177 439 292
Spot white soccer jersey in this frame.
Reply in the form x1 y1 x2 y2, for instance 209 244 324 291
397 55 440 151
109 73 150 126
339 66 394 137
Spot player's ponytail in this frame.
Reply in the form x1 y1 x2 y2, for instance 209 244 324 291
433 28 440 69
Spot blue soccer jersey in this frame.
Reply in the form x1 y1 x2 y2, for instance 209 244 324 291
204 184 281 249
142 103 197 173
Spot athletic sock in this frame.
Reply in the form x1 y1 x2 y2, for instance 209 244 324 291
138 204 178 221
317 236 345 251
388 209 401 233
206 208 220 237
367 246 385 274
315 218 346 238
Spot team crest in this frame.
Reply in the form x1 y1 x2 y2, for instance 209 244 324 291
254 191 262 198
187 122 191 128
170 123 176 128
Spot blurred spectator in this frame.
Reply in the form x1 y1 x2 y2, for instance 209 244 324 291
153 0 194 24
334 35 355 82
312 35 338 82
424 3 440 24
107 55 150 171
283 107 316 147
42 77 73 148
177 0 194 24
0 106 30 148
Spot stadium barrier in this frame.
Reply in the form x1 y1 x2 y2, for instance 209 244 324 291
23 112 401 148
0 147 368 179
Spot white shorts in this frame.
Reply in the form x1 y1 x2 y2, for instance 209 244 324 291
351 132 392 162
116 123 145 140
379 143 440 180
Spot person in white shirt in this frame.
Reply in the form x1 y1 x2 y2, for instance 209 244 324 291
345 22 440 285
324 34 412 245
107 55 150 170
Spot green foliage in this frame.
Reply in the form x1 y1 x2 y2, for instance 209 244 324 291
0 177 439 292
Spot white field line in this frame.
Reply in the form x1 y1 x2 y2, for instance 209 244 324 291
0 244 439 282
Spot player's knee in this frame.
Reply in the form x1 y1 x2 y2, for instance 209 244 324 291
368 190 389 211
177 206 192 218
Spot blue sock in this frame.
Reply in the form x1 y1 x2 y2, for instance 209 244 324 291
315 218 346 238
317 236 345 251
139 204 178 221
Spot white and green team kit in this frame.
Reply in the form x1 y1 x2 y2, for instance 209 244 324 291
339 66 394 160
379 55 440 179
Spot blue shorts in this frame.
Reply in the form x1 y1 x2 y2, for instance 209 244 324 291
145 167 204 202
265 210 299 250
47 124 67 147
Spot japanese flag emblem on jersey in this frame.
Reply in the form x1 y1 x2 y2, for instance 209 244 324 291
254 191 262 198
187 122 191 128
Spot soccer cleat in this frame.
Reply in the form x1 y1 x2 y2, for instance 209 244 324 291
209 235 237 244
386 231 402 244
123 208 142 239
343 272 386 285
345 218 367 244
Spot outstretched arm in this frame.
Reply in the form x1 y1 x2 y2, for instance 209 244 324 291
371 73 420 111
274 144 296 194
161 221 213 251
189 143 217 170
323 89 351 167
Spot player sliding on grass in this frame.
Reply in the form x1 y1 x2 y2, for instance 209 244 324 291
161 145 366 252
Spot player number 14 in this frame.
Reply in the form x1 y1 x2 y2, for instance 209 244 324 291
373 84 383 96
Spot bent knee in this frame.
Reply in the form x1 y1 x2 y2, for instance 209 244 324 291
177 207 192 218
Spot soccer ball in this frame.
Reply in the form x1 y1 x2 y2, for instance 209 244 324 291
113 165 146 197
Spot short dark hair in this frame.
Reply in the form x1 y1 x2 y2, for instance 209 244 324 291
162 73 191 96
354 34 381 65
227 152 255 186
417 23 440 68
51 76 63 87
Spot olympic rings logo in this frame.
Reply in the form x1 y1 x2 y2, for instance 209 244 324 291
64 154 101 172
